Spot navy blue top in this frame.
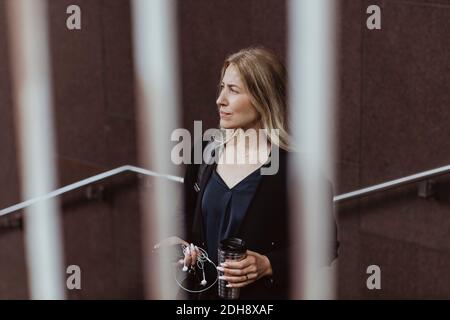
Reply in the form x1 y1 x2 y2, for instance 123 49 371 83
201 167 263 264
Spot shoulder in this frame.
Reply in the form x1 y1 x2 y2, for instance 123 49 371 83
184 138 217 179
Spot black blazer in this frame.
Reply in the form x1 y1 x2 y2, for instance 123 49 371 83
183 141 338 299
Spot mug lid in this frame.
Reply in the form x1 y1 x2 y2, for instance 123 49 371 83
219 237 247 254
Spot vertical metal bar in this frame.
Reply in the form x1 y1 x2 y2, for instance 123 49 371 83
6 0 65 299
131 0 181 299
289 0 337 299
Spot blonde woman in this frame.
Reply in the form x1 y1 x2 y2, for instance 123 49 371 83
158 47 337 299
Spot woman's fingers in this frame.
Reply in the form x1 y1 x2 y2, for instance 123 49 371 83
226 277 255 288
189 243 197 267
220 272 257 284
220 254 253 270
219 274 247 283
217 254 255 284
183 243 201 268
217 264 255 276
184 245 192 267
217 250 267 287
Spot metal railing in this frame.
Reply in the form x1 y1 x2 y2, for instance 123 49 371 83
0 165 182 217
334 163 450 202
1 162 450 217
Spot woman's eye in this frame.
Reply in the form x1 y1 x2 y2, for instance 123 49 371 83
220 84 237 94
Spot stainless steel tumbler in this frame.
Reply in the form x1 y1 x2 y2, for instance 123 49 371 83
218 238 247 299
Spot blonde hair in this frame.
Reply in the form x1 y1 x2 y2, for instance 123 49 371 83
218 47 291 150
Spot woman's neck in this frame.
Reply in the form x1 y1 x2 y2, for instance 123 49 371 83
223 126 271 160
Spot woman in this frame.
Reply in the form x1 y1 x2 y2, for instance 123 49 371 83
158 47 337 299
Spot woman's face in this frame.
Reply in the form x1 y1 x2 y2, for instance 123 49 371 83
216 64 260 130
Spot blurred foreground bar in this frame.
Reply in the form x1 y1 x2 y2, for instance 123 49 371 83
6 0 65 299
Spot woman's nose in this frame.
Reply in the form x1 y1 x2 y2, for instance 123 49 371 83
216 91 227 106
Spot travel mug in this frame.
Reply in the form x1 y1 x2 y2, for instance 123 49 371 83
217 238 247 299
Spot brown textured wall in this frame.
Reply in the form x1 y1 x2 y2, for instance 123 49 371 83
336 0 450 298
50 0 141 299
0 0 449 299
0 0 141 299
177 0 287 133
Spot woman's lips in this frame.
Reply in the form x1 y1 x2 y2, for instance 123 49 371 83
220 111 232 118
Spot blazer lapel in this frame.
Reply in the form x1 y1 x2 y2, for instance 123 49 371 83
191 162 216 245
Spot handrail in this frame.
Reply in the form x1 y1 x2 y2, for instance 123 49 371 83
0 165 183 217
1 163 450 217
334 163 450 203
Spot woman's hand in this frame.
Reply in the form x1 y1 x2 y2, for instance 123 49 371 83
181 243 201 269
153 237 201 269
217 250 273 288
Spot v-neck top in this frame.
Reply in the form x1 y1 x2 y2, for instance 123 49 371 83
201 166 263 264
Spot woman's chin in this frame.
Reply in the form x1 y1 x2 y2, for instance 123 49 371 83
219 120 236 129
